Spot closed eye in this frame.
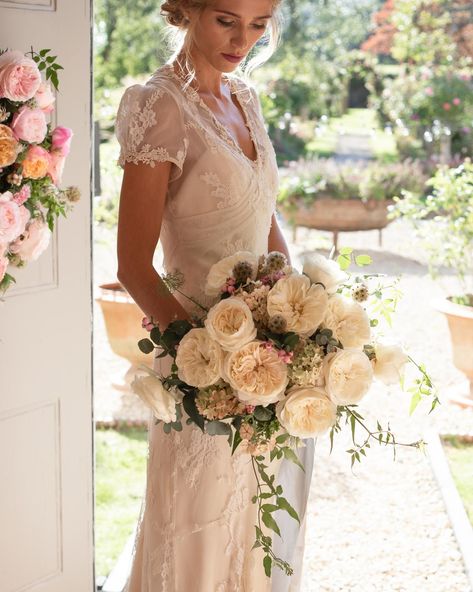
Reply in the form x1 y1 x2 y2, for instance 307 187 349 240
216 17 268 30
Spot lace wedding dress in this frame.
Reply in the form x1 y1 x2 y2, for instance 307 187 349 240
115 63 315 592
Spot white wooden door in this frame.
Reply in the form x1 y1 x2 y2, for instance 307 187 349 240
0 2 94 591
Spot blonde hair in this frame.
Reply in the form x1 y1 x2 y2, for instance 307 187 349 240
160 0 282 84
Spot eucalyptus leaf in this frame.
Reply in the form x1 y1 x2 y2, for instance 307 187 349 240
206 420 232 437
138 338 154 354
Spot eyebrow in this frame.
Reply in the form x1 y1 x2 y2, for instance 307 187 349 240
213 9 272 19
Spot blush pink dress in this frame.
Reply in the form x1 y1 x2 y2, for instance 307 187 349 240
115 63 315 592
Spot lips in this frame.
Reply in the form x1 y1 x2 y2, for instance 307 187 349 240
221 53 244 64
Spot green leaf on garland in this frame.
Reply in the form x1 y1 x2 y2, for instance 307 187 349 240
262 512 281 537
263 555 272 577
277 497 300 523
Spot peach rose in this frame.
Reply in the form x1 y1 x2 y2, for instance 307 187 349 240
21 145 50 179
205 297 257 352
323 348 373 405
11 106 47 143
267 273 328 337
223 340 288 406
276 385 337 438
175 328 223 388
0 123 20 168
205 251 259 296
373 342 409 385
51 126 73 156
0 50 41 102
0 191 29 243
34 81 55 113
323 293 371 348
9 217 51 262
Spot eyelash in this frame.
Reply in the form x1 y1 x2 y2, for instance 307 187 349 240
217 18 266 30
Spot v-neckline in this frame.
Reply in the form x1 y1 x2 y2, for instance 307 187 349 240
162 64 260 168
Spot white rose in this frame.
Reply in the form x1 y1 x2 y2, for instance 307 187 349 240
205 297 257 352
223 340 288 406
131 369 181 423
205 251 259 296
373 342 409 385
302 252 347 294
276 385 337 438
175 328 223 388
323 293 371 348
267 273 328 337
323 348 373 405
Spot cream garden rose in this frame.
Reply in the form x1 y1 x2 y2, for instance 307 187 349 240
205 251 259 296
323 293 371 348
267 273 328 337
205 297 256 352
302 252 347 294
324 348 373 405
223 340 288 406
131 370 182 423
373 342 409 385
276 386 337 438
175 328 223 388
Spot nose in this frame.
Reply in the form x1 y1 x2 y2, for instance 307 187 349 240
230 25 249 53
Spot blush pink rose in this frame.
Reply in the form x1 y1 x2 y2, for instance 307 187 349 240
34 81 55 113
0 255 8 282
9 217 51 262
452 97 461 106
443 102 451 111
12 184 31 205
47 152 66 185
51 126 73 156
11 105 47 143
0 50 41 102
0 191 26 243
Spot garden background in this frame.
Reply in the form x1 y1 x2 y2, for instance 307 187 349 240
92 1 473 590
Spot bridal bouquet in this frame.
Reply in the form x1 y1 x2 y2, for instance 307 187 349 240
0 47 80 296
132 249 438 577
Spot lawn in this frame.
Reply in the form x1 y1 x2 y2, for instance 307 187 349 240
442 435 473 525
95 427 148 578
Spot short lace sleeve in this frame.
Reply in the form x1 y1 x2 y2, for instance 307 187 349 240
115 82 188 181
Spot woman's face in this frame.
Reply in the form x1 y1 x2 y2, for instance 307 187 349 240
188 0 274 73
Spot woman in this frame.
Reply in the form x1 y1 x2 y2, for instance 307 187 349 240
115 1 314 590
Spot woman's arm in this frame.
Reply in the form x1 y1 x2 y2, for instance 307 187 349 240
267 212 291 264
116 160 190 330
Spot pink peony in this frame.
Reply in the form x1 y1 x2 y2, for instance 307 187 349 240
0 255 8 282
0 50 41 102
443 102 451 111
452 97 461 106
47 152 65 185
0 191 29 243
51 126 73 156
9 218 51 262
34 81 55 113
11 105 47 143
12 184 31 206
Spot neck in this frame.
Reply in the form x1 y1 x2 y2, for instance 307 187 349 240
174 49 227 99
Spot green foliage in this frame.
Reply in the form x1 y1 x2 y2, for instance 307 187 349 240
392 159 473 293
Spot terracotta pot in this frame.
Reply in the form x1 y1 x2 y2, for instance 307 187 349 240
434 297 473 404
95 282 152 369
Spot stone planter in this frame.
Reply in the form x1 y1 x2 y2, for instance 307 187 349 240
280 196 394 249
434 297 473 407
95 282 152 374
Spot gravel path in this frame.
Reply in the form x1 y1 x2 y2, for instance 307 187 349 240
93 214 473 590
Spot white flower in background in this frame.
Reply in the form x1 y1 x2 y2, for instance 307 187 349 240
302 252 348 294
223 340 288 406
373 342 409 385
205 251 259 296
323 293 371 348
205 297 257 351
267 273 328 337
323 348 373 405
175 328 223 388
276 385 337 438
131 369 182 423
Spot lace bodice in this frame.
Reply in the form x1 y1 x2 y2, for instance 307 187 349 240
115 63 279 315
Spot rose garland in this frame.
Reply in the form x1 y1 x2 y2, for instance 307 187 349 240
131 249 438 578
0 47 80 296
